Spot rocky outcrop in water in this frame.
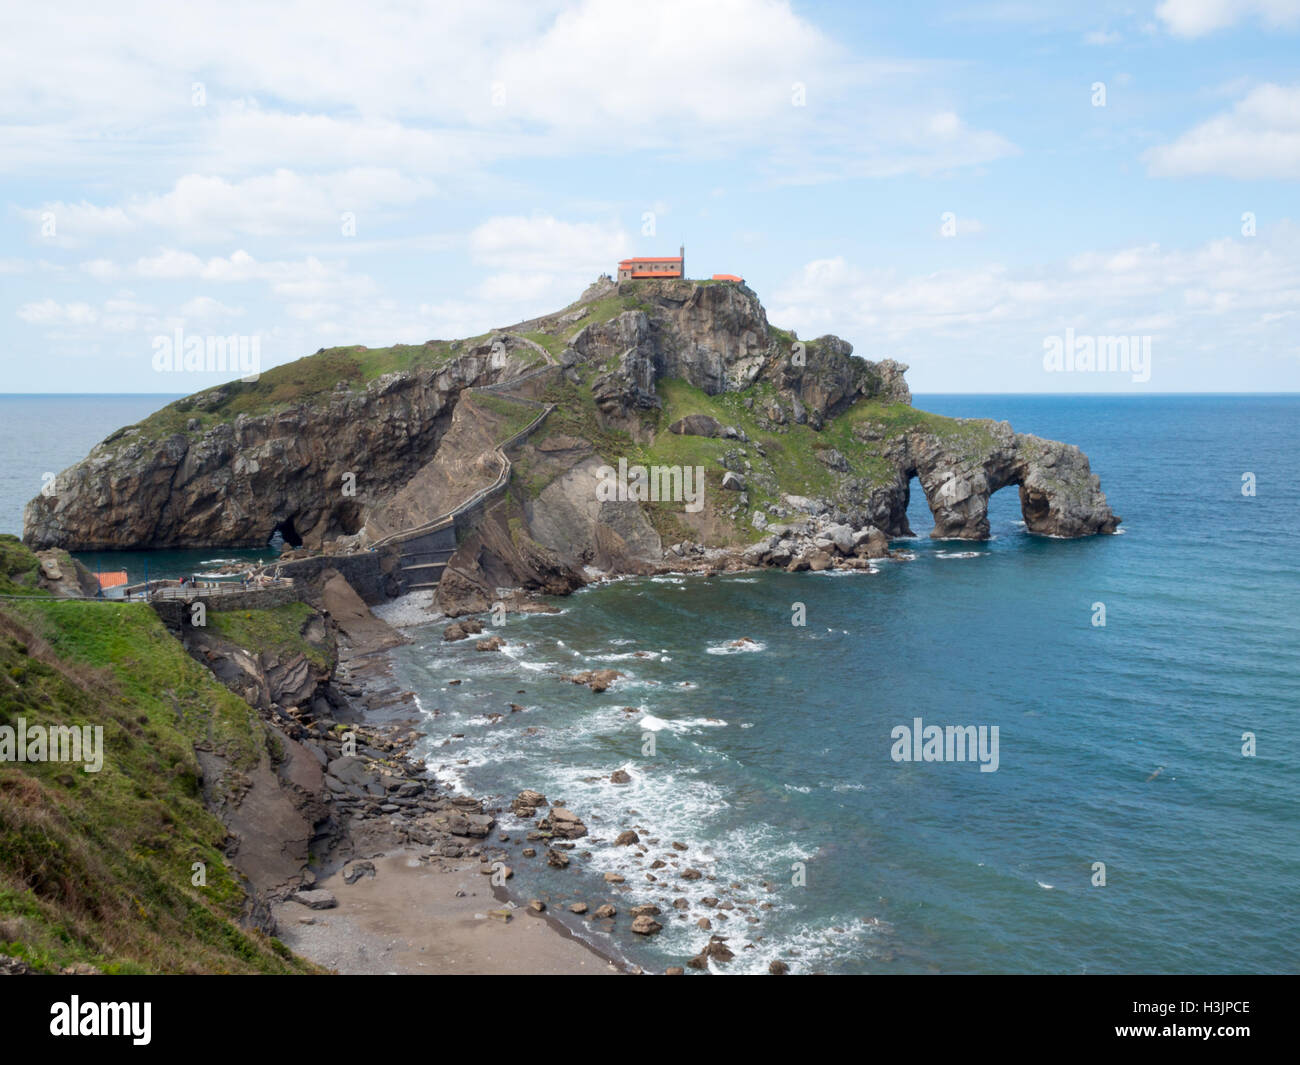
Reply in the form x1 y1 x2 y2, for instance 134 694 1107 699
877 421 1120 539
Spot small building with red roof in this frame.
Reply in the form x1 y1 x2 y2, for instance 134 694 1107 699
618 245 685 281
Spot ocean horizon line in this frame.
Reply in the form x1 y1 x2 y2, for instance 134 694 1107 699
3 390 1299 399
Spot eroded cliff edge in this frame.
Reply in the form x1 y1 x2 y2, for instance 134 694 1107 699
23 277 1119 602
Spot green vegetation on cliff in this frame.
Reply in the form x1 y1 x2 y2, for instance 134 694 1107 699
0 536 46 597
113 287 652 449
523 369 994 545
119 341 462 442
0 538 315 973
205 600 333 673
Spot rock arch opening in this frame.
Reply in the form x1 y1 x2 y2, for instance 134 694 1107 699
909 464 1035 541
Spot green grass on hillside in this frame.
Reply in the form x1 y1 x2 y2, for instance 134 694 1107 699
469 391 550 442
205 601 333 673
0 548 317 973
114 340 461 445
555 292 653 340
0 536 46 597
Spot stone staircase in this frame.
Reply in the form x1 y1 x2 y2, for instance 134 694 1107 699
394 525 458 591
370 334 559 595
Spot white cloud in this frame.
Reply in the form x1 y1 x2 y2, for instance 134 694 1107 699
1145 83 1300 178
461 214 631 320
770 227 1300 390
1155 0 1300 37
486 0 827 130
27 169 435 242
17 299 100 326
0 1 1014 183
178 296 244 320
469 214 628 272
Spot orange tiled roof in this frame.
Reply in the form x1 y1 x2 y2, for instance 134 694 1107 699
712 274 743 282
618 256 682 264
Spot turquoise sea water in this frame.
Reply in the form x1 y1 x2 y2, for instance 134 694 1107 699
2 394 1296 973
385 395 1300 974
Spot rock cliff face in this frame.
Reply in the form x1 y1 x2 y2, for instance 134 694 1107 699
23 277 1119 576
23 340 524 551
570 278 910 426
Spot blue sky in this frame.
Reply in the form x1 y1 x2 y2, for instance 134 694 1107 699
2 0 1298 393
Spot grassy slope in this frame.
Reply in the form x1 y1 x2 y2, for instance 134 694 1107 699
121 340 461 443
468 390 550 441
0 536 43 596
106 289 654 453
0 536 317 973
205 600 332 672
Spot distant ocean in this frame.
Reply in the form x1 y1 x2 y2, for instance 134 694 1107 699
3 393 1297 973
0 394 274 579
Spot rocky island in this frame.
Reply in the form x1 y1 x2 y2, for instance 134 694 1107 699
24 276 1118 611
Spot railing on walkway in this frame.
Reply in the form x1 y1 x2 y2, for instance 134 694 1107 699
370 334 559 550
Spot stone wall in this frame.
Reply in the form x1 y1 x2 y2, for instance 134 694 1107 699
267 549 397 604
149 582 301 626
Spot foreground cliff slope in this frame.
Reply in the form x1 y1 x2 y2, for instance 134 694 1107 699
0 536 318 973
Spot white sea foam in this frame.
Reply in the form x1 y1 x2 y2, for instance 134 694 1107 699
706 638 767 655
877 551 916 562
591 649 664 663
936 550 984 559
734 914 890 976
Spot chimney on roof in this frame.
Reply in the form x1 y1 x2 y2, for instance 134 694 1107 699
680 244 685 279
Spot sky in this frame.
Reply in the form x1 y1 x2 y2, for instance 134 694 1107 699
1 0 1298 394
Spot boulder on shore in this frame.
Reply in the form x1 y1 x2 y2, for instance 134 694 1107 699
292 889 338 910
443 618 484 642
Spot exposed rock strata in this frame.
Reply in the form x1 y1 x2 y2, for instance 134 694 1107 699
24 340 527 551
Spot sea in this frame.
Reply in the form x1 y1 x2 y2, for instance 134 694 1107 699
2 392 1296 974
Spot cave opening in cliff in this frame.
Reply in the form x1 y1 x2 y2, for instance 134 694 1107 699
335 501 363 536
269 518 302 550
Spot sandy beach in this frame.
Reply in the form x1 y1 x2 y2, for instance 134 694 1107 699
272 852 621 975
